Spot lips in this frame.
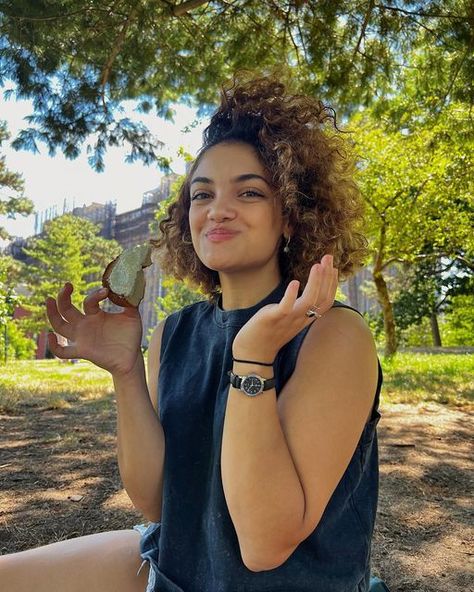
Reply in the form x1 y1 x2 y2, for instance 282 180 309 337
205 228 239 239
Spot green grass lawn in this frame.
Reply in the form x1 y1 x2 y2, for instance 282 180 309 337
380 352 473 407
0 359 113 413
0 353 472 413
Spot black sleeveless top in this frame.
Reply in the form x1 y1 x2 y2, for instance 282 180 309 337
139 281 382 592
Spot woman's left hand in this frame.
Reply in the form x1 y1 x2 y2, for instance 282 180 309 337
232 255 339 362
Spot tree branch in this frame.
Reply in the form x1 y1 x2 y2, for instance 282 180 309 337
439 46 472 110
380 256 407 270
4 7 127 22
100 3 141 97
373 4 467 20
172 0 209 17
352 0 374 62
364 193 384 219
454 254 474 272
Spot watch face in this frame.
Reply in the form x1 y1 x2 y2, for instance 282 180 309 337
241 375 264 396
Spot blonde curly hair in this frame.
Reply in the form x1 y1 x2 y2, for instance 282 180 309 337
153 74 368 301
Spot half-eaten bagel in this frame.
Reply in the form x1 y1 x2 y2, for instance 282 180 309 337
102 243 153 308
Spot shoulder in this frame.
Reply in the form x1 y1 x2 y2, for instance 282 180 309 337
302 303 375 363
284 303 379 408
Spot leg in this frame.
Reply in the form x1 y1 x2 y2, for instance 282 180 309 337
0 529 150 592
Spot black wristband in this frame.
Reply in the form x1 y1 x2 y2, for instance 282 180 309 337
232 357 274 367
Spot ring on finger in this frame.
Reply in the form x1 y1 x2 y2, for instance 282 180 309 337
305 305 322 319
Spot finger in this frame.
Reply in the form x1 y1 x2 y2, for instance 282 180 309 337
47 332 78 359
299 263 322 308
45 296 75 340
83 287 108 315
278 280 300 314
319 267 339 311
57 283 84 323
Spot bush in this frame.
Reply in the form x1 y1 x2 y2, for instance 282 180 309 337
441 295 474 346
0 320 36 361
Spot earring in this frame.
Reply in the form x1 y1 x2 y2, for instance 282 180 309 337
283 235 291 253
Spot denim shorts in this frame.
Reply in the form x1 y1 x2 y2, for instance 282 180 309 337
133 524 157 592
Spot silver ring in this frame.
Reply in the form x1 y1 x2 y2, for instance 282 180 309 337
305 306 322 319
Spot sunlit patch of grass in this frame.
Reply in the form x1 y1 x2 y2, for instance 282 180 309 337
1 354 472 413
380 353 473 407
0 360 113 413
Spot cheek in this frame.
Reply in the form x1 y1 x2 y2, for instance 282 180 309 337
188 209 201 236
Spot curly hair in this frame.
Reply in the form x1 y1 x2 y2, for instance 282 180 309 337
152 74 368 301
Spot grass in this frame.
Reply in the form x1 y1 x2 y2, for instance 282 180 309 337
0 353 472 413
380 352 473 407
0 359 113 413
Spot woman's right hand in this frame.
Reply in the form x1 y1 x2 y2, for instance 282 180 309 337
46 282 143 378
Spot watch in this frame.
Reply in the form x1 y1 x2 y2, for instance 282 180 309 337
228 371 276 397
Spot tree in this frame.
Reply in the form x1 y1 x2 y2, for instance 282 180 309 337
150 164 202 323
353 101 473 355
393 253 473 347
0 253 27 361
154 276 203 324
0 120 34 239
19 213 121 333
0 0 471 169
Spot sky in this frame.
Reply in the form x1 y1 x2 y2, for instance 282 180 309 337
0 89 208 246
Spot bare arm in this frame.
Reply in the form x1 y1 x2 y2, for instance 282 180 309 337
222 308 378 571
115 319 166 522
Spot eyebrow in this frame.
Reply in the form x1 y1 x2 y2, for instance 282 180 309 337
190 173 271 186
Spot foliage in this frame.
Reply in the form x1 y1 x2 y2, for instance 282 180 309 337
0 253 21 321
394 254 472 335
154 276 203 323
0 319 36 360
352 99 474 354
0 0 471 169
441 294 474 346
19 213 121 332
0 120 34 239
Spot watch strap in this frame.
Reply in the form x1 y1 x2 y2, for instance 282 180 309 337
228 371 276 392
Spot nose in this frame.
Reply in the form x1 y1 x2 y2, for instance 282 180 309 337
206 192 237 222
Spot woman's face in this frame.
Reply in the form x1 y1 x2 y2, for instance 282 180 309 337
188 142 288 277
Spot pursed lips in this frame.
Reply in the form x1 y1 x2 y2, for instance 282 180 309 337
205 228 239 238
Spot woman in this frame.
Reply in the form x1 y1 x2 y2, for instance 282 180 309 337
0 76 384 592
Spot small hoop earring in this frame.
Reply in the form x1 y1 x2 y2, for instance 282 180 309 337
283 235 291 254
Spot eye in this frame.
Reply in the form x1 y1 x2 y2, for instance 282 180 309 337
191 191 212 201
240 190 265 199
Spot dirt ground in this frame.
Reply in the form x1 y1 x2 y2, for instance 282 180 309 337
0 397 472 592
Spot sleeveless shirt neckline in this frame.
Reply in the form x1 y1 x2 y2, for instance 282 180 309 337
213 280 288 328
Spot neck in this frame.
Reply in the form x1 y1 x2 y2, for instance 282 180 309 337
218 264 282 310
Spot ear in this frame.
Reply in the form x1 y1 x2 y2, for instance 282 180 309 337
282 217 292 238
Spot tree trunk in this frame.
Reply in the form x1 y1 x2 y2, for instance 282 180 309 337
430 311 442 347
373 221 398 357
373 269 398 356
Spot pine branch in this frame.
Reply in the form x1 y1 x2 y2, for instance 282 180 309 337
100 3 141 98
172 0 210 17
352 0 375 62
373 4 468 20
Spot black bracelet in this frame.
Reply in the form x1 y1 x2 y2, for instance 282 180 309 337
232 357 274 367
